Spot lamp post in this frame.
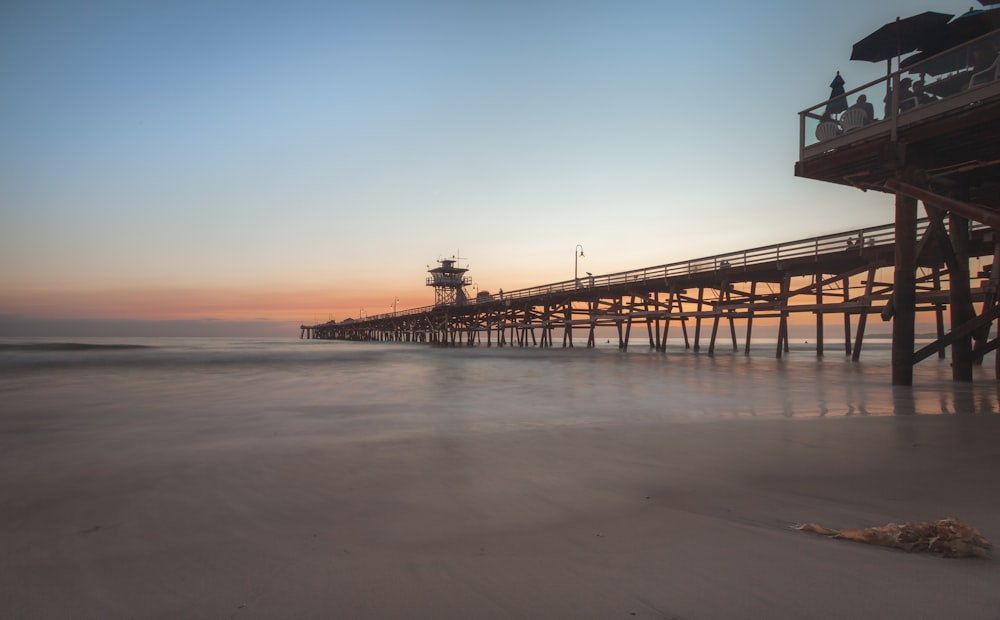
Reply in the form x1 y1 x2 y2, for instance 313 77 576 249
391 296 398 316
575 244 585 287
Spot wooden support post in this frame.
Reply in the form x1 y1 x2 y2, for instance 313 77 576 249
708 313 720 355
978 241 1000 369
892 192 917 386
950 213 973 381
587 300 596 348
654 292 662 351
725 286 738 352
745 280 757 355
563 304 573 348
932 267 945 359
708 282 726 355
660 288 675 350
776 275 790 359
622 299 633 352
679 302 690 349
815 273 824 356
693 287 704 352
853 264 877 361
842 275 852 356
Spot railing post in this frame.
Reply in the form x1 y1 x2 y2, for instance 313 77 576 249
890 72 900 142
799 112 806 160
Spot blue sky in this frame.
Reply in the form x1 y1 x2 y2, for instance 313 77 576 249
0 0 983 334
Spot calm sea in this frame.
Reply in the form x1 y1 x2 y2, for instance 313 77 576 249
1 337 998 448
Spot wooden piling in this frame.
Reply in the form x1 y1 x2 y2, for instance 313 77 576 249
892 192 917 386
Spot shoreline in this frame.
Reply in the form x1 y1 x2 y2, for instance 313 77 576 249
3 414 999 619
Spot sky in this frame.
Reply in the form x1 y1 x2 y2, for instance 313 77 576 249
0 0 985 336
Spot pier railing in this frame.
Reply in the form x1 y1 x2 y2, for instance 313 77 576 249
345 217 974 324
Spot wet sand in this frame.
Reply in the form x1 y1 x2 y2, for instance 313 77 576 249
3 414 1000 619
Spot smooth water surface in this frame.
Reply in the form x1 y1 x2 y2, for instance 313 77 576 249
2 337 998 451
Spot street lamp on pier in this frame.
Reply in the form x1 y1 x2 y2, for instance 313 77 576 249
575 244 585 287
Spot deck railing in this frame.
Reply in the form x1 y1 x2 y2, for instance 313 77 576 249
335 217 986 325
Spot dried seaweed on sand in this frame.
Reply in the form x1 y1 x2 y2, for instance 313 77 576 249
793 517 991 558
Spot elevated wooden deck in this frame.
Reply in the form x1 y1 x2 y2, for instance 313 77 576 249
796 82 1000 210
794 32 1000 385
796 32 1000 214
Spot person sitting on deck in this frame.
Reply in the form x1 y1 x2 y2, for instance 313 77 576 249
847 94 875 124
884 78 914 116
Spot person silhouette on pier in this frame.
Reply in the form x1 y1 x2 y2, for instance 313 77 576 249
848 95 874 124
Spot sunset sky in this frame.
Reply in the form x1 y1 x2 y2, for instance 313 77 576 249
0 0 983 336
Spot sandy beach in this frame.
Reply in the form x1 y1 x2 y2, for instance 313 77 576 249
3 412 999 619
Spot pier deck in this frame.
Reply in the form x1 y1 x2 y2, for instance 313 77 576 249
302 218 999 375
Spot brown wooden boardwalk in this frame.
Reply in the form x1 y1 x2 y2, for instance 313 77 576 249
302 218 999 373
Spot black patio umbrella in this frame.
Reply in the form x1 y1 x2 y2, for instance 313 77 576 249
946 6 1000 41
824 71 847 117
851 11 954 65
901 46 967 76
901 7 1000 75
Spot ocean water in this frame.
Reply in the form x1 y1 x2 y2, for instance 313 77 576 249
1 337 998 451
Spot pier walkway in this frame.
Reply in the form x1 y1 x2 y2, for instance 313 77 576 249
302 218 999 372
303 29 1000 384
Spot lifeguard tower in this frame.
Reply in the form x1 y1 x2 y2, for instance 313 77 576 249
426 257 471 306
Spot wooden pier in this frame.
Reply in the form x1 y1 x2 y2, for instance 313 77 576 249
303 29 1000 386
795 29 1000 384
302 218 1000 378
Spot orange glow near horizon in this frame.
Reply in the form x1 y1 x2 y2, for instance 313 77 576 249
3 260 986 329
0 283 436 325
